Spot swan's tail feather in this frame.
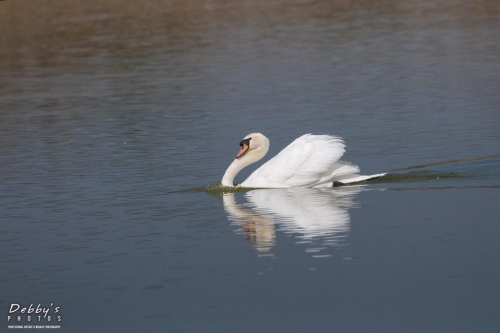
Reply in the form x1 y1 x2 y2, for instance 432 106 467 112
311 160 385 187
337 172 387 184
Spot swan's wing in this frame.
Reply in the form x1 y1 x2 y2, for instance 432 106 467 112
241 134 346 188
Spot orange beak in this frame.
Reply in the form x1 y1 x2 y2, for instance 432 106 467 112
237 143 249 158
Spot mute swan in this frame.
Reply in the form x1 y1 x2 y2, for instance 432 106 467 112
221 133 385 188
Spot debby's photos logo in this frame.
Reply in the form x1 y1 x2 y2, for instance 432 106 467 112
6 303 62 329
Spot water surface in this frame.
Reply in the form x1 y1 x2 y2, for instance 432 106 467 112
1 0 499 331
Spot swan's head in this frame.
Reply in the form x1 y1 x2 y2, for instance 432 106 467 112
221 133 270 187
236 133 269 160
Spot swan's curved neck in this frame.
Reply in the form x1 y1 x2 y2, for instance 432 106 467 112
221 158 252 187
221 144 269 187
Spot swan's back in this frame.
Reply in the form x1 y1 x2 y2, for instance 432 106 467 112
241 134 356 188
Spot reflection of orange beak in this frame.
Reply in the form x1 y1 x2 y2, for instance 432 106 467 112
237 143 249 158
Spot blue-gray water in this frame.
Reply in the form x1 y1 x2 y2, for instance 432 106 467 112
1 0 500 331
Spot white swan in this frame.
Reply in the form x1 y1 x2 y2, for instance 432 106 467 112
221 133 386 188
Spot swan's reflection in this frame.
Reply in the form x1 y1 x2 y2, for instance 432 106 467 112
223 187 363 256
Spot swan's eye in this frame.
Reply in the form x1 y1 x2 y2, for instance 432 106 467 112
236 138 252 159
239 138 251 147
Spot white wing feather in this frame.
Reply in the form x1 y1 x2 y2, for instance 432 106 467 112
241 134 370 188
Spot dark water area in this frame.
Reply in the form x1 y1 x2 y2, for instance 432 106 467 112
1 0 500 331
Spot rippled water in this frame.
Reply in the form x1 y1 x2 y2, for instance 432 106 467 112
1 0 500 331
